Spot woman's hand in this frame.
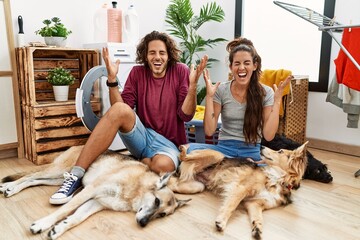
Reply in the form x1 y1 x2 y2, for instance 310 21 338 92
273 75 293 103
189 55 209 87
203 69 221 98
102 47 120 82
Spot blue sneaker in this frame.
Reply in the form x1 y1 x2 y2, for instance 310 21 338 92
49 172 82 205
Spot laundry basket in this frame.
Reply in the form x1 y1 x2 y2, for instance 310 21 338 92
185 119 221 145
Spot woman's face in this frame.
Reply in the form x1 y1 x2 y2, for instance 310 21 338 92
230 51 257 86
147 40 169 78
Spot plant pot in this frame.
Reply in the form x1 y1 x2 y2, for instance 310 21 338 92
44 37 67 47
53 85 69 101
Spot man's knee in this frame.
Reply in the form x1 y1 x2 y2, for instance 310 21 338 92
149 155 176 174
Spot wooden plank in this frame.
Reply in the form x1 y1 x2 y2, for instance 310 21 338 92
31 48 98 58
33 104 77 117
34 151 64 165
33 59 79 70
26 47 36 106
34 115 84 130
35 126 90 140
35 137 88 153
34 70 80 80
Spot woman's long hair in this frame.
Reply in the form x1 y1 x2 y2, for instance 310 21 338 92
227 37 265 144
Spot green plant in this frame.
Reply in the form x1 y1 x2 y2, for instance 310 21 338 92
47 67 75 86
165 0 227 104
35 17 72 38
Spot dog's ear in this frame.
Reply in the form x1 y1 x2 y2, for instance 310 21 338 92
176 198 191 209
156 171 175 189
295 141 309 156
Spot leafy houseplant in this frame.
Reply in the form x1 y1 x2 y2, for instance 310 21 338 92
165 0 227 104
47 67 75 101
35 17 72 47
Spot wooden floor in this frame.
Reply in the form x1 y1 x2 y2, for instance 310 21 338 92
0 148 359 240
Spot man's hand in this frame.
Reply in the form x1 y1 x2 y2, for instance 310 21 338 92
102 47 120 82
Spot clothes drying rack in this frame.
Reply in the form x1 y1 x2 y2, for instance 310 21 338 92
274 1 360 71
274 1 360 178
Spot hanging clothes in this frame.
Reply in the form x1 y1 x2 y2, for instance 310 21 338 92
334 28 360 91
326 74 360 128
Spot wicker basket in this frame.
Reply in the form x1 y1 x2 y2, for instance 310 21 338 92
185 78 309 145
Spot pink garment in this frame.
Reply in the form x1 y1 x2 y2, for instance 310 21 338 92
334 28 360 91
121 63 193 147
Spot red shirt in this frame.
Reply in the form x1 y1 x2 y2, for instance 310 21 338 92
121 63 193 146
334 28 360 91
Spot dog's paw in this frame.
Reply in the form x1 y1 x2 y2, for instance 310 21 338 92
0 183 16 197
215 216 227 232
215 220 225 232
251 224 262 240
47 224 64 240
179 145 188 161
30 219 53 235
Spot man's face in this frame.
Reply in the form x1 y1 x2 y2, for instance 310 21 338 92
147 40 169 78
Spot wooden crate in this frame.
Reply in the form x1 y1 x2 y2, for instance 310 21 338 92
15 47 101 164
21 101 101 164
16 47 99 105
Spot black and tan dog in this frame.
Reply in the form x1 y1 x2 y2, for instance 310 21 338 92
169 142 308 240
261 134 333 183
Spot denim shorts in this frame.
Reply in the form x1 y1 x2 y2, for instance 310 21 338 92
118 114 180 168
187 139 261 161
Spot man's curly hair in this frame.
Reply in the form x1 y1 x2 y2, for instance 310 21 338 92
136 31 181 68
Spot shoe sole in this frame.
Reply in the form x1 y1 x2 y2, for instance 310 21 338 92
49 186 83 205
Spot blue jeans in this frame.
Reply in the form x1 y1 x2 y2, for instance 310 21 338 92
187 139 261 161
118 115 180 168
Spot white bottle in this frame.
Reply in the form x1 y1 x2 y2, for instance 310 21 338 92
124 4 139 44
93 3 108 43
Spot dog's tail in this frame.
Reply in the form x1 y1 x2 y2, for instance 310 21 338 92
1 165 50 183
1 173 26 183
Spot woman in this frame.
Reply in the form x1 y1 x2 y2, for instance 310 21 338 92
185 37 292 161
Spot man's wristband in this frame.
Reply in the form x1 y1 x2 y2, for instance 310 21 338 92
106 79 118 88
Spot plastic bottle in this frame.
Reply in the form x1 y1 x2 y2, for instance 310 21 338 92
107 1 122 43
93 3 108 43
124 4 140 44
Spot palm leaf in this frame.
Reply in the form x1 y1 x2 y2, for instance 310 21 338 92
194 2 225 30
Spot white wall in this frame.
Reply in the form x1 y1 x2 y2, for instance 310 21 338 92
9 0 234 84
8 0 360 147
306 0 360 146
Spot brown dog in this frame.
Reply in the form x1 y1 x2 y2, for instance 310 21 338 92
0 146 190 240
169 142 308 240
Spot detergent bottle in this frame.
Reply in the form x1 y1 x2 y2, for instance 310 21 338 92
124 4 140 44
107 1 122 42
93 3 108 42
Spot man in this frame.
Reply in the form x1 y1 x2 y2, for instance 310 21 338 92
49 31 208 204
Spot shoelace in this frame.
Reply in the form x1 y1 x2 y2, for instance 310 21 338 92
57 172 77 193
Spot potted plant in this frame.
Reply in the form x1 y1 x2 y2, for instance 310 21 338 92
165 0 227 104
47 67 75 101
35 17 72 47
